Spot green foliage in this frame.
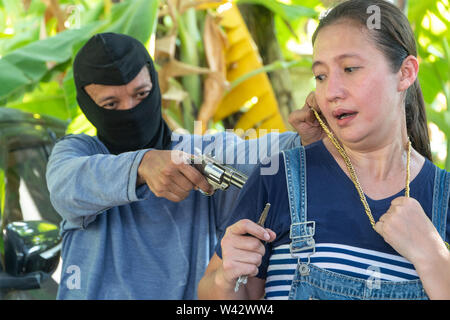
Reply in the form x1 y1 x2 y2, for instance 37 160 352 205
0 23 100 102
0 0 159 134
0 0 448 168
271 0 449 169
95 0 159 45
408 0 449 168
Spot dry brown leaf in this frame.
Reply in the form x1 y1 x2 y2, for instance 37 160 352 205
158 58 211 93
166 0 182 14
22 0 32 11
160 0 180 31
162 84 189 102
41 0 67 32
203 13 227 72
163 58 211 78
196 74 227 133
155 35 177 60
196 13 228 133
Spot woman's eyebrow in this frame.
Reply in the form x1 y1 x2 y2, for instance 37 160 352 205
312 53 363 70
336 53 363 61
312 60 324 70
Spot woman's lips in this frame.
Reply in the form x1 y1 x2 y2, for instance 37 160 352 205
332 109 358 126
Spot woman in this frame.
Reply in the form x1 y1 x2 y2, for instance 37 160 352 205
198 0 450 300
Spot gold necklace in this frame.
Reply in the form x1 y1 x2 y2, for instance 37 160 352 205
310 108 411 229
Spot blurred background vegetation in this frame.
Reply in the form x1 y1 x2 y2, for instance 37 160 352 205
0 0 448 167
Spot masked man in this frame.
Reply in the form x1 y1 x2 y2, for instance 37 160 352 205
46 32 315 299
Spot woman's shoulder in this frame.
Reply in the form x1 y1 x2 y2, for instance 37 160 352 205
277 140 324 160
421 157 449 183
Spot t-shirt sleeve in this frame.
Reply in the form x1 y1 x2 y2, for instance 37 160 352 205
46 134 151 229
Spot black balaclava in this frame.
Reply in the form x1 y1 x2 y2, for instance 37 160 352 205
73 32 172 154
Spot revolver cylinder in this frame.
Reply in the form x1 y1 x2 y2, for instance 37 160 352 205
191 154 248 191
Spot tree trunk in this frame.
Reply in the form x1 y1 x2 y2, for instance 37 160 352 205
238 4 295 128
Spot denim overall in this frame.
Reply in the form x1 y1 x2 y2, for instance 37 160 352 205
282 146 449 300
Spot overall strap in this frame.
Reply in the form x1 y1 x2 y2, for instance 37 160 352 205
432 166 450 246
282 147 315 257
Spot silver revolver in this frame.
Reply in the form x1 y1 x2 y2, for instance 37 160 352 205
190 151 248 193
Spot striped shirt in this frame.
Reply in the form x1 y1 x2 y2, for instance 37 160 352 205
265 243 418 300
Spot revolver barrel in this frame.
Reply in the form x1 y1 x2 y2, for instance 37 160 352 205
222 166 247 189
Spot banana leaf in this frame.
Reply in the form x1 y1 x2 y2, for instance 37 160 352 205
0 22 101 102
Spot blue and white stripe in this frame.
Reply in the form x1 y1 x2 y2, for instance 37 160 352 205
265 243 419 300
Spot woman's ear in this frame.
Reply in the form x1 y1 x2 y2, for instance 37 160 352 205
398 55 419 92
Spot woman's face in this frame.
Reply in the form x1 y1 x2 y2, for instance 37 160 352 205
312 21 404 149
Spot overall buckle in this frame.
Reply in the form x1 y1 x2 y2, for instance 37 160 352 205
289 221 316 254
289 221 316 276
